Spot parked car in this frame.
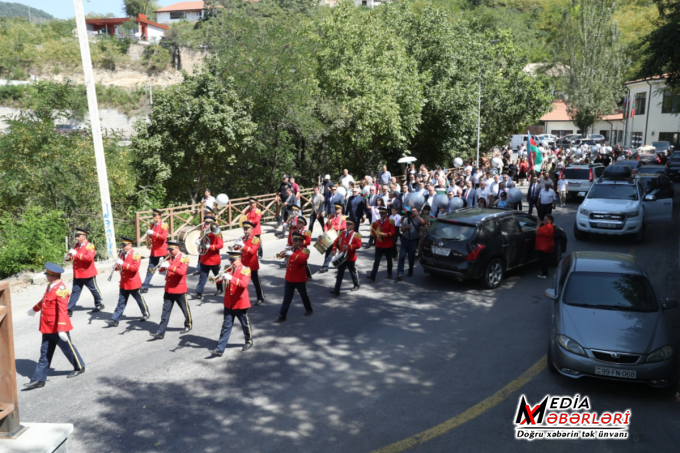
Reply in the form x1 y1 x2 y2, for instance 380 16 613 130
651 141 673 156
635 165 668 177
667 152 680 180
556 134 582 147
631 152 661 165
419 208 568 289
55 124 86 134
573 139 598 148
587 134 606 144
534 134 556 148
574 165 673 244
545 251 678 388
610 159 646 175
510 134 527 150
560 163 605 197
635 173 674 201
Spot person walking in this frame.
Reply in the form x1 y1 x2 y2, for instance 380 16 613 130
275 233 313 322
150 241 192 340
527 176 541 216
65 228 104 317
557 173 569 207
141 209 169 293
535 215 555 279
106 237 150 327
309 185 326 234
328 219 362 296
537 183 557 221
396 207 421 281
366 206 396 281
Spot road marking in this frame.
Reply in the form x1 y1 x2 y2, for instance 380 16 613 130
371 355 547 453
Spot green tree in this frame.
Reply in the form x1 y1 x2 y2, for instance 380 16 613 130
123 0 160 19
638 0 680 88
558 0 628 136
130 66 256 203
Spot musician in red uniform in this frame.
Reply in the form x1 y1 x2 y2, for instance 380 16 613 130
24 262 85 389
141 209 168 293
287 216 312 247
106 236 150 327
65 227 103 317
367 206 396 281
318 202 347 273
151 241 192 340
329 219 362 295
245 197 263 258
190 215 224 300
239 221 265 305
211 250 254 356
275 233 314 322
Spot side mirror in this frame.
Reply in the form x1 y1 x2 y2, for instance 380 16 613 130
544 289 557 300
663 298 679 309
644 194 657 201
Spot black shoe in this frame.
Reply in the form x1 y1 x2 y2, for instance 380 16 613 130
366 274 375 282
105 319 119 327
91 304 104 313
397 275 402 282
139 315 149 322
67 368 85 378
275 315 287 323
242 343 253 352
351 285 360 291
407 270 413 277
181 327 192 334
387 275 393 279
190 293 202 300
23 380 45 389
211 349 223 357
215 288 224 296
329 290 340 296
140 287 149 294
304 310 314 317
68 310 73 318
191 271 200 276
150 333 164 340
317 268 328 274
363 245 371 249
255 299 264 306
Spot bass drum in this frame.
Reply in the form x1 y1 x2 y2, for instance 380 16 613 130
177 225 202 256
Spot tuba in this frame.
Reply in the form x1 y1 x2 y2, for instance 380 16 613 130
198 222 220 256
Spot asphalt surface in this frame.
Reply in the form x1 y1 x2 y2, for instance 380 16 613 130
11 187 680 453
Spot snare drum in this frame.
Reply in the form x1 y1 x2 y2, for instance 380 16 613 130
314 229 338 254
177 225 202 256
331 251 347 268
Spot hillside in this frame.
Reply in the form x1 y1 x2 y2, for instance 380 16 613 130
0 1 53 22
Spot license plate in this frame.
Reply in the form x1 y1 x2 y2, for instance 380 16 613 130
578 192 586 196
432 246 451 256
595 367 636 379
570 182 581 187
597 223 617 228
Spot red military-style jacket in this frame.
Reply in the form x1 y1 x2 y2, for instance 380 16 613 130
240 235 260 272
324 214 346 233
162 253 190 294
245 207 263 236
149 221 169 257
199 232 224 266
287 226 312 247
32 281 73 334
70 241 98 279
332 231 362 262
371 217 396 248
224 264 252 310
118 250 142 290
285 247 310 283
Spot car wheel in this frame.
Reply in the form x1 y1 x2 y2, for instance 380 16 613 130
573 223 587 241
632 225 645 244
551 240 563 266
480 258 504 289
547 341 558 374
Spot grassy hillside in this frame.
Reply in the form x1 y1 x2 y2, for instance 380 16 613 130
0 1 53 22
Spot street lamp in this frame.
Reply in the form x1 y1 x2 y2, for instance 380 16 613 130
476 39 500 169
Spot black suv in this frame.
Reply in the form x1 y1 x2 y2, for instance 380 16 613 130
419 208 568 289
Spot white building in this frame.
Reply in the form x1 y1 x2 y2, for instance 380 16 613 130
85 14 168 43
155 1 205 24
624 75 680 148
540 100 625 145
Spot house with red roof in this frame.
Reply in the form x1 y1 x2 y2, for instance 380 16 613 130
155 1 207 24
540 100 625 146
85 13 168 43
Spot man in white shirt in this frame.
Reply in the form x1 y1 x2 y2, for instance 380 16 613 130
476 181 491 206
200 189 215 211
472 170 483 188
488 175 501 201
340 169 354 189
538 184 557 220
378 165 391 185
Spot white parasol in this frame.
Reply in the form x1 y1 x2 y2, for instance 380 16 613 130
397 156 418 164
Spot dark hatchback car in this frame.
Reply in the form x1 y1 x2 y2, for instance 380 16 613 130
419 208 568 289
631 152 661 165
635 173 674 199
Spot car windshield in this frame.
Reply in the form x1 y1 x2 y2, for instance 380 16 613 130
429 221 477 241
563 169 590 180
563 272 658 312
651 142 669 150
588 184 638 200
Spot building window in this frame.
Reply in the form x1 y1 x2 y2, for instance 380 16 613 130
618 130 623 143
661 92 680 114
658 132 680 147
551 130 573 137
170 12 187 20
599 130 609 141
631 132 643 147
634 92 646 115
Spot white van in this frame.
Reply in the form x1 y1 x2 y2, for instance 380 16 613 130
510 134 528 150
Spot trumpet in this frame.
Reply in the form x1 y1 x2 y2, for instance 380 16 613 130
209 264 235 284
107 250 126 282
276 246 292 259
198 222 220 255
228 235 245 251
150 253 172 274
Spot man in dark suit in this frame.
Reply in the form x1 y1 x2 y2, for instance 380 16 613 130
527 175 541 216
462 181 477 208
346 187 366 233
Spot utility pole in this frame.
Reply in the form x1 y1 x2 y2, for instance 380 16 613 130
72 0 117 259
475 39 500 168
28 3 31 22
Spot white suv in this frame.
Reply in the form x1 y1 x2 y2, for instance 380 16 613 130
574 168 673 243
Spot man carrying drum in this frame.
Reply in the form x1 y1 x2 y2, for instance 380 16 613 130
317 202 346 274
328 219 362 296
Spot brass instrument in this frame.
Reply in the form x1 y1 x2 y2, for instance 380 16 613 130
150 253 172 274
208 264 235 284
228 235 246 252
276 246 292 259
107 250 126 282
370 224 383 239
198 222 221 256
145 229 153 249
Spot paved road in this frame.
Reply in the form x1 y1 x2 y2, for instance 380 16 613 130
11 190 680 452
